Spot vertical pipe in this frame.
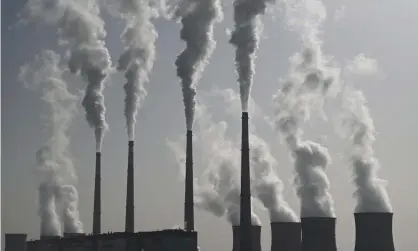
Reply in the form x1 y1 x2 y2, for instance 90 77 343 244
93 152 101 234
125 141 135 232
184 130 194 231
240 112 252 251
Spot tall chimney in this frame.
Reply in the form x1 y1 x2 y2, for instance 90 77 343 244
301 217 337 251
5 233 27 251
184 130 194 231
93 152 101 234
232 225 262 251
354 212 395 251
271 222 301 251
240 112 253 251
125 141 135 232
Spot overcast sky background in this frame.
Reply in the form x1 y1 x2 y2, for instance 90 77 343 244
2 0 418 251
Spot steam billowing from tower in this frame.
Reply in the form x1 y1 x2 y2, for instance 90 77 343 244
22 0 112 152
229 0 274 112
272 0 338 218
174 0 223 130
114 0 158 140
19 50 83 235
340 89 392 213
250 135 298 222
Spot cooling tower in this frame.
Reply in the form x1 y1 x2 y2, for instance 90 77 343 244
232 225 262 251
5 233 27 251
271 222 301 251
125 141 135 232
354 212 395 251
301 217 337 251
240 112 253 251
93 152 101 234
184 130 194 231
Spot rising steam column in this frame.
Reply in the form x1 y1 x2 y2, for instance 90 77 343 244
125 141 135 232
184 130 194 231
93 152 101 234
240 112 253 251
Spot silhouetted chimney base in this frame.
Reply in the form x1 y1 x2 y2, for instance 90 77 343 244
354 212 395 251
301 217 337 251
232 225 262 251
271 222 301 251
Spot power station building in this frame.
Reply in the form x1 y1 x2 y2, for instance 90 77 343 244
5 229 197 251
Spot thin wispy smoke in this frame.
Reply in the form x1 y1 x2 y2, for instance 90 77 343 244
174 0 223 130
226 186 262 226
346 54 380 76
110 0 159 140
340 88 392 213
250 135 298 222
21 0 112 152
20 50 83 234
272 0 339 217
230 0 275 112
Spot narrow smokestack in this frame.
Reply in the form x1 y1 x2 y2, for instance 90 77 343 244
301 217 337 251
184 130 194 231
354 212 395 251
240 112 252 251
271 222 301 251
93 152 101 234
232 225 262 251
125 141 135 232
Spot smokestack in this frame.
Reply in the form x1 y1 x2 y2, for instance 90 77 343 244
93 152 101 234
5 234 27 251
125 141 135 232
184 130 194 231
232 225 262 251
301 217 337 251
354 212 395 251
271 222 301 251
240 112 252 251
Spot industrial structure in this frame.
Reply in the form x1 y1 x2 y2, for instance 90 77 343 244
232 225 262 251
301 217 337 251
354 212 395 251
270 222 301 251
5 229 197 251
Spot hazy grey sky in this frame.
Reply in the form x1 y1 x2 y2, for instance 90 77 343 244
2 1 418 251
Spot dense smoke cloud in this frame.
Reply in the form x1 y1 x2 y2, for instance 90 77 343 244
21 0 112 152
250 135 298 222
340 88 392 213
20 50 83 234
174 0 223 130
272 0 339 217
110 0 159 140
38 182 62 236
229 0 274 111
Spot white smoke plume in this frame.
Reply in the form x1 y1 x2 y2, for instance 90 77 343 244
58 185 84 233
38 182 62 236
250 135 298 222
109 0 159 140
272 0 339 217
229 0 275 112
225 185 262 226
174 0 223 130
19 50 84 234
339 88 392 213
346 54 380 76
21 0 112 152
167 102 262 224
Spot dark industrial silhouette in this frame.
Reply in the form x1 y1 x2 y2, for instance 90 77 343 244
93 152 101 235
240 112 253 251
232 225 261 251
301 217 337 251
125 141 135 233
270 222 301 251
184 130 194 231
354 212 395 251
